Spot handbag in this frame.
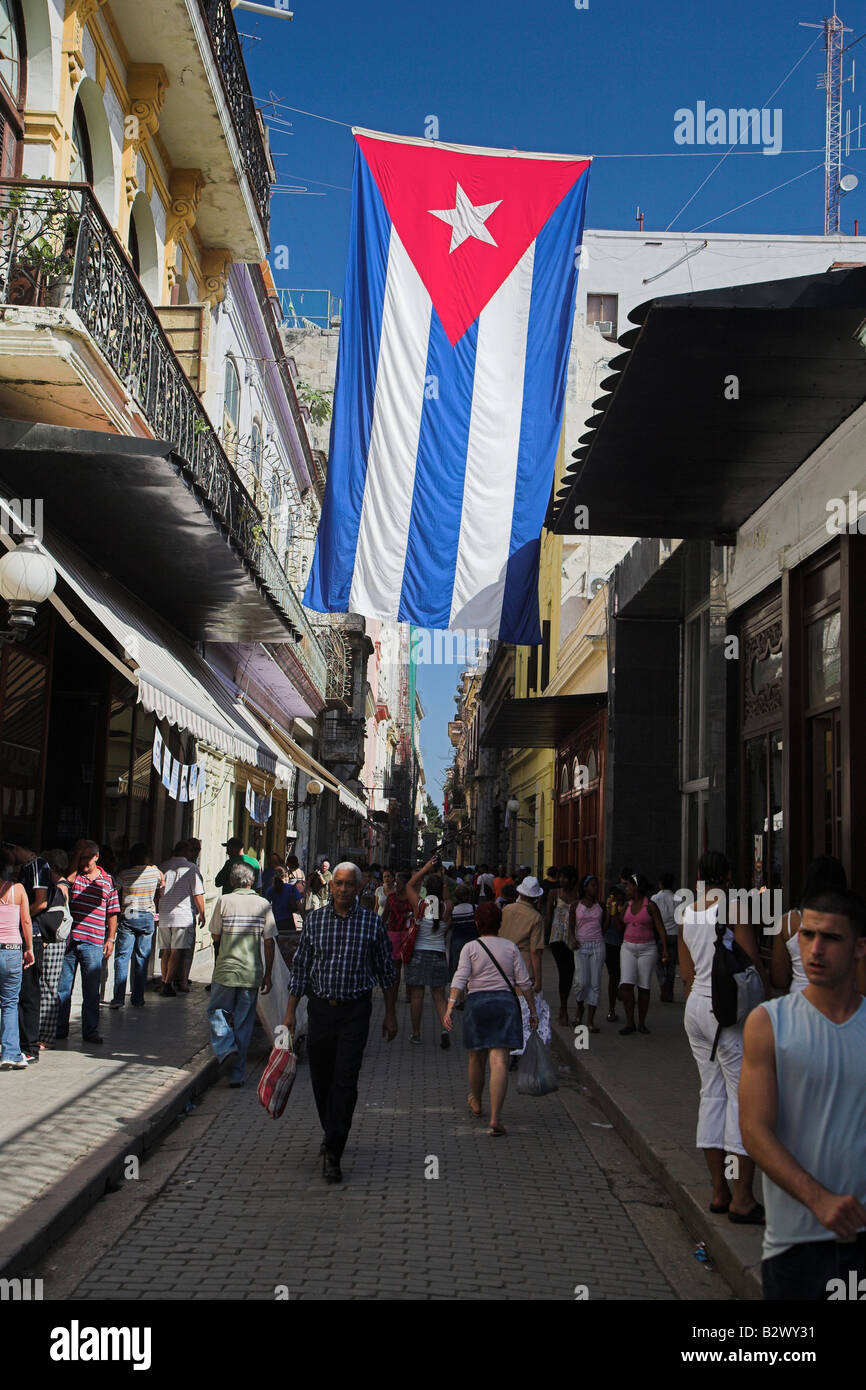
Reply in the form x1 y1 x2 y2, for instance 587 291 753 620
398 920 419 964
39 881 73 944
257 1036 298 1118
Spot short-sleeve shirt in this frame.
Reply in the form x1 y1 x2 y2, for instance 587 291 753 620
159 856 204 929
69 870 120 946
117 865 162 915
499 900 544 973
209 888 277 988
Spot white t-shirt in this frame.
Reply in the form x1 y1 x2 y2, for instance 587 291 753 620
652 889 677 935
415 895 447 953
159 857 204 930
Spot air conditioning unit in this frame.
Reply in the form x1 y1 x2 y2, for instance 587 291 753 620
589 575 607 598
593 321 614 336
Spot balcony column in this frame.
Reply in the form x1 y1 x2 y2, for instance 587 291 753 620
198 248 233 307
121 64 169 248
165 169 205 302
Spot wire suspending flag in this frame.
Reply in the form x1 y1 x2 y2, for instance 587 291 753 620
304 128 591 644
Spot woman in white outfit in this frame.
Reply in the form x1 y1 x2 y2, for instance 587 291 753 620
770 856 846 995
679 850 767 1224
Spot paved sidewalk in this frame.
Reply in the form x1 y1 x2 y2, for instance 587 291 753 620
68 990 691 1301
0 975 219 1275
546 953 765 1298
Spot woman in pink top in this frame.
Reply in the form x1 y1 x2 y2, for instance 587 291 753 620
443 902 537 1136
0 859 34 1069
573 874 606 1033
619 874 668 1036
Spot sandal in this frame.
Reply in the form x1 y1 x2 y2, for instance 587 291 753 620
467 1094 482 1117
729 1204 765 1225
709 1201 731 1214
488 1124 507 1137
409 1034 422 1044
606 1012 618 1023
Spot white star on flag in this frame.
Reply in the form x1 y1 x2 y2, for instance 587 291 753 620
428 182 502 253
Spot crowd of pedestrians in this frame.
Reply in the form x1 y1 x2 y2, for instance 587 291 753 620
3 828 862 1303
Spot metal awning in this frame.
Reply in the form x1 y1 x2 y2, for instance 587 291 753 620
548 264 866 539
0 420 301 642
481 693 607 749
241 703 369 820
36 529 269 765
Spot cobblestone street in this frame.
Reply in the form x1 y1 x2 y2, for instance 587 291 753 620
57 993 729 1301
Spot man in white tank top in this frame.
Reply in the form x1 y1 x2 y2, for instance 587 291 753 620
740 887 866 1300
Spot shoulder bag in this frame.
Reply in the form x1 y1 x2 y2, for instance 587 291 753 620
38 880 73 944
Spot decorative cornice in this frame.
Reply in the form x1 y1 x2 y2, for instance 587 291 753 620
23 111 66 150
198 248 232 306
166 169 204 244
125 63 169 150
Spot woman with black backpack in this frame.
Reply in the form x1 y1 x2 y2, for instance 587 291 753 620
679 850 768 1225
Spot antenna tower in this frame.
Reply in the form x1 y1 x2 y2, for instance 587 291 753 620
803 6 853 233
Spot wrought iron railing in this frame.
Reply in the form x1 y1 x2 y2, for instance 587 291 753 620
0 180 323 676
198 0 270 236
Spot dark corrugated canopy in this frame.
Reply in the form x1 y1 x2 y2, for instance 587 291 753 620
548 264 866 539
481 693 607 749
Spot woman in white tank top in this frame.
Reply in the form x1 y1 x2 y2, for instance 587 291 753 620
771 857 847 995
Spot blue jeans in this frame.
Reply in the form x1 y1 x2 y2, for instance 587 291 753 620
57 939 104 1039
207 982 259 1083
113 913 155 1005
0 949 24 1062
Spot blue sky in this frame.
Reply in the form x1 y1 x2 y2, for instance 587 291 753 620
241 0 866 806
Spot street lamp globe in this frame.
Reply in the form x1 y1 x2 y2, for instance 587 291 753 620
506 797 520 814
0 537 57 604
306 778 324 797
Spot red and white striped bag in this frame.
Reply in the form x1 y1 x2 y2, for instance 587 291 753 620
257 1038 297 1118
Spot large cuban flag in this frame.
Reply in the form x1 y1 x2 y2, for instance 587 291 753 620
303 128 591 644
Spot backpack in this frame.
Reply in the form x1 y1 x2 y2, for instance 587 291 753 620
39 880 73 944
709 921 764 1060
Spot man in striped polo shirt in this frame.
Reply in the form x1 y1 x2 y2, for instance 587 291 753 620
56 841 119 1045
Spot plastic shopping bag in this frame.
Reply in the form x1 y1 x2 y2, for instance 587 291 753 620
257 1039 298 1118
516 1030 559 1096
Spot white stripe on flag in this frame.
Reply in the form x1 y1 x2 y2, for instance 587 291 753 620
448 242 535 634
349 229 432 620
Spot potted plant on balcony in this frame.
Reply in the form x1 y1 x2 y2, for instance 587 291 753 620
0 183 81 308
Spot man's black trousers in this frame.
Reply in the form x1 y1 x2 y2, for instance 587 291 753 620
306 992 373 1159
18 935 42 1058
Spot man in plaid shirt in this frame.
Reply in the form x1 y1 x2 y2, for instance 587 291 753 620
56 841 119 1044
284 861 397 1184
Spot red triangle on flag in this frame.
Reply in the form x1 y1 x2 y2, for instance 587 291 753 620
355 130 591 346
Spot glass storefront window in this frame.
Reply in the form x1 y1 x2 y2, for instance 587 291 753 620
807 610 841 708
684 610 708 783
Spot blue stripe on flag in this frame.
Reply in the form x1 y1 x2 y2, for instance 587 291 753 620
303 151 391 612
397 312 478 627
499 173 590 645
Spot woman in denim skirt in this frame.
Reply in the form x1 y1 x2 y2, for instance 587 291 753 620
443 902 537 1136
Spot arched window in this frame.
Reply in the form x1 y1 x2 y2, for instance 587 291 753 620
0 0 25 177
573 757 583 791
127 192 159 300
69 97 93 185
223 358 240 464
586 747 598 783
559 764 570 797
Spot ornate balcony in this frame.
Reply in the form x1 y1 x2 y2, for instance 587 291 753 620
0 180 321 665
198 0 271 238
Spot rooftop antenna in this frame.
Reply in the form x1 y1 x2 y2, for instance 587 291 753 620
801 6 854 233
635 205 645 231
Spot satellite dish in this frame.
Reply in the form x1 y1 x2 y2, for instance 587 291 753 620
840 174 859 192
